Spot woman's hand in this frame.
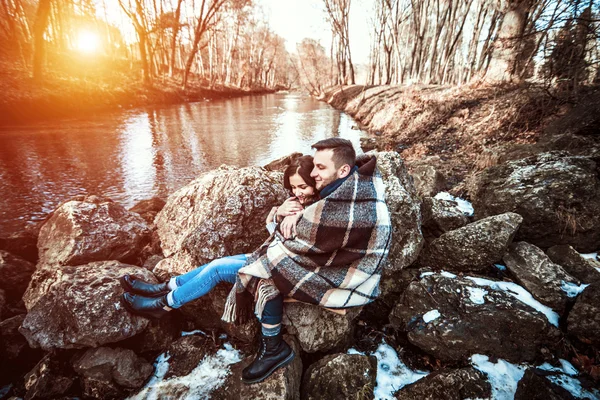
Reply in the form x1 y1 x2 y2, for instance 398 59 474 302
266 206 278 225
280 212 303 239
276 197 303 221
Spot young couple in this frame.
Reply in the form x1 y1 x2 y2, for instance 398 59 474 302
121 138 392 384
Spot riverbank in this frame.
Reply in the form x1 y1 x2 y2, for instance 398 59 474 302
0 58 279 125
321 83 600 193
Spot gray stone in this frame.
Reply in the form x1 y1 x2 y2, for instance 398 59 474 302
20 261 154 350
546 245 600 284
503 242 579 314
282 302 359 353
514 368 597 400
37 195 151 266
567 282 600 346
129 197 166 225
153 166 288 279
0 250 36 299
420 212 523 272
72 347 153 389
390 273 561 362
301 353 377 400
24 354 74 400
470 152 600 252
410 165 446 198
396 368 491 400
421 197 469 239
164 335 215 379
373 152 423 273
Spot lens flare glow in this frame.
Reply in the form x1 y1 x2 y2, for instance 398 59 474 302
76 30 101 54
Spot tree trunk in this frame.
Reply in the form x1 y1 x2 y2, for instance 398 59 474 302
32 0 51 81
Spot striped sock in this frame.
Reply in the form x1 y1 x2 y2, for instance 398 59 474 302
261 324 281 337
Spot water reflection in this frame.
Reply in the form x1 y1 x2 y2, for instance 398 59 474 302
0 93 366 234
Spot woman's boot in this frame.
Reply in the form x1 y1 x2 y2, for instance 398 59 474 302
121 293 172 319
241 332 295 384
120 274 170 297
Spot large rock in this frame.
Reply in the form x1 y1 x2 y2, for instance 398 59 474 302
421 197 469 240
38 195 151 266
282 302 359 353
163 335 215 379
503 242 579 314
20 261 154 350
567 283 600 346
546 245 600 284
390 273 562 362
419 213 523 272
395 367 491 400
0 250 36 299
514 368 598 400
24 353 75 400
129 197 166 225
410 165 446 198
301 353 377 400
470 152 600 252
72 347 153 398
373 152 423 272
153 166 288 278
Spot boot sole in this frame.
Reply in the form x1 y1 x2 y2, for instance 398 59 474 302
242 351 296 384
119 276 169 298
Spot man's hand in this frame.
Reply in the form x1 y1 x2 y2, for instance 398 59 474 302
276 197 303 221
280 212 302 239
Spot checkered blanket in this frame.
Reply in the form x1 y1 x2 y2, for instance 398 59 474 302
222 156 392 324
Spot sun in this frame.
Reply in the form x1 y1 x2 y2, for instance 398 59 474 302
76 30 101 54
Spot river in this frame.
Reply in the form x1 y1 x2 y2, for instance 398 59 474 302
0 93 366 235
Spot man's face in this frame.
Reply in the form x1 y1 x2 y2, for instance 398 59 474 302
311 149 341 191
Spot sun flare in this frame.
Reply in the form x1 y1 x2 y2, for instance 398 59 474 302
76 30 101 54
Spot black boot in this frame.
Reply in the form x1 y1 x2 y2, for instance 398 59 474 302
242 332 295 384
121 293 173 320
120 274 170 297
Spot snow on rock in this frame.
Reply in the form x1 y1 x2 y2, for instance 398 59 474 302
494 263 507 271
127 343 241 400
465 276 559 327
580 252 598 261
560 281 589 297
423 310 441 323
434 192 474 216
181 330 206 337
372 342 429 399
470 354 525 400
544 374 600 399
467 287 488 304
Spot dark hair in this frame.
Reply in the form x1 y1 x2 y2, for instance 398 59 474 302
311 138 356 169
283 155 316 191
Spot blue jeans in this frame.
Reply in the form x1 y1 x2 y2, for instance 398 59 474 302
170 253 283 324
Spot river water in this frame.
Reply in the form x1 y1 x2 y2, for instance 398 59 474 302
0 93 366 235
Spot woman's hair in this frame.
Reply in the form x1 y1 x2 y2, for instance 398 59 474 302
283 155 316 191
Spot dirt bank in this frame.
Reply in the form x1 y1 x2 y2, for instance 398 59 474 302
322 84 600 194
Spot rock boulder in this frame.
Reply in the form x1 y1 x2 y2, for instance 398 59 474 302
390 273 562 362
410 165 446 198
37 195 151 266
419 213 523 272
20 261 154 350
546 245 600 284
470 152 600 252
567 283 600 346
421 197 469 240
0 250 36 299
395 367 491 400
24 353 74 400
503 242 579 314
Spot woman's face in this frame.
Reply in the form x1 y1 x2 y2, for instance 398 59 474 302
289 173 316 205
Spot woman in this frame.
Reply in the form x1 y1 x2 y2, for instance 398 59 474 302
120 155 318 382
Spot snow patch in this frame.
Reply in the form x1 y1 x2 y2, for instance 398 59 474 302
420 271 435 278
545 374 600 399
467 287 488 304
440 270 457 278
465 276 559 327
493 264 507 271
372 342 429 399
347 348 365 355
434 192 474 216
423 309 441 323
560 281 589 298
579 252 598 261
471 354 525 400
127 343 242 400
181 329 206 337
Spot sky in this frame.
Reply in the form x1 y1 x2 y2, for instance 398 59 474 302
256 0 373 64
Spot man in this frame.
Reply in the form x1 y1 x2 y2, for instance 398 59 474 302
225 138 392 384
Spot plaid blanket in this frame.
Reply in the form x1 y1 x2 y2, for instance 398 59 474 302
222 156 392 324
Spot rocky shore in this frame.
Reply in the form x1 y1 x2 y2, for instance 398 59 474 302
1 142 599 398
